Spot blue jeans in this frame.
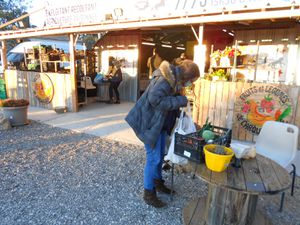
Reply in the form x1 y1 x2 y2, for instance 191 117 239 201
144 131 166 191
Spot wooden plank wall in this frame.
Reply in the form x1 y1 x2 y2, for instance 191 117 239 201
5 70 74 111
5 70 29 99
193 79 300 147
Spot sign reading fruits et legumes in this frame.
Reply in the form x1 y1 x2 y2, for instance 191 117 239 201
236 85 292 135
43 0 299 27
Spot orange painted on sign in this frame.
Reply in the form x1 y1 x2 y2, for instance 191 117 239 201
237 85 292 135
32 74 54 104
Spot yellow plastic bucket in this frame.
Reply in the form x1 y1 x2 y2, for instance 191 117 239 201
204 144 234 172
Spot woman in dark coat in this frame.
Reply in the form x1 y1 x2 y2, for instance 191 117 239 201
125 60 200 208
107 59 123 104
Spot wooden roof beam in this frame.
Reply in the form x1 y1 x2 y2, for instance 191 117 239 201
0 9 300 40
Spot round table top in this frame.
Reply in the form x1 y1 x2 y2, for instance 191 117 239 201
195 154 291 195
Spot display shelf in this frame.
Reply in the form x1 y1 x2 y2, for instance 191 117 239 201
211 66 232 69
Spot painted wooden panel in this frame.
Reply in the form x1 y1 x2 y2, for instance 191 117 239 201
5 70 75 111
193 80 300 147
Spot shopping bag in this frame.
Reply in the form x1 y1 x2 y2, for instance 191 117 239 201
165 103 196 164
94 73 104 84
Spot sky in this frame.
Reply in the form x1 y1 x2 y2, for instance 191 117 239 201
26 0 46 27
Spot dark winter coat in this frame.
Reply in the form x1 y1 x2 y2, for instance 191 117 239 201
125 61 187 148
111 67 122 82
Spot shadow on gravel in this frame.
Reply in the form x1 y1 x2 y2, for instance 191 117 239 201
0 121 300 225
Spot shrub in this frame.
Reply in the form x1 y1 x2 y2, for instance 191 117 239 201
0 99 29 107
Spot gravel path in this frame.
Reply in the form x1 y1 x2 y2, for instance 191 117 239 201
0 121 299 225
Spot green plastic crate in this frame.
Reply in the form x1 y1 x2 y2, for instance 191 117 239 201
0 79 7 99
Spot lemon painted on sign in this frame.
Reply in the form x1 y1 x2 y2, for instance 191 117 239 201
32 73 54 104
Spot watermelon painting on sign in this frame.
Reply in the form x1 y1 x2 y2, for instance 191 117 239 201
236 85 292 135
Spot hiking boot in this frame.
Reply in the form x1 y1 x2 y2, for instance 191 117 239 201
162 161 171 171
154 179 175 195
143 189 166 208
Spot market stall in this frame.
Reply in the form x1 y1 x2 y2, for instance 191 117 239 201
2 40 97 111
0 0 299 114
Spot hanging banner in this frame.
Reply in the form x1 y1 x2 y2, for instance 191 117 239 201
44 0 299 27
236 85 292 135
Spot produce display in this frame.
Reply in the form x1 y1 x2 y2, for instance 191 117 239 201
24 45 96 74
206 69 229 81
198 118 220 142
174 118 232 164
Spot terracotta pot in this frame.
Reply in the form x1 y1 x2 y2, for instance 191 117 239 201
1 106 28 126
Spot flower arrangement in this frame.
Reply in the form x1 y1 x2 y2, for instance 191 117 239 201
207 69 229 81
210 50 222 61
211 47 241 60
0 99 29 107
222 47 241 58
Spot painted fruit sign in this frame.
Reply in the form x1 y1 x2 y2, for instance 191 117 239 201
236 85 292 135
32 74 54 104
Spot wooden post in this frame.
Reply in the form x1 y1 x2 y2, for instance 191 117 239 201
209 44 214 74
96 47 101 73
1 41 7 72
69 34 78 112
83 43 87 105
23 47 27 67
254 40 260 82
295 38 300 85
199 24 204 44
193 24 206 78
39 44 43 73
205 184 258 225
1 40 8 97
232 40 238 81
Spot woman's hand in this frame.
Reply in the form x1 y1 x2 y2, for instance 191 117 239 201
105 74 112 79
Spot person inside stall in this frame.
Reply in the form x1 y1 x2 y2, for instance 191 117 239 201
125 59 200 208
76 60 85 103
173 52 187 65
106 58 123 104
76 60 84 80
147 47 163 79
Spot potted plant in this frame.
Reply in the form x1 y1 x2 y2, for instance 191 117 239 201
0 99 29 126
207 69 229 81
204 144 234 172
210 50 222 67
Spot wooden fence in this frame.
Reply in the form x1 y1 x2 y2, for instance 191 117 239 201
193 79 300 147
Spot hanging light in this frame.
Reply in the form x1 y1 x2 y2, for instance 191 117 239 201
142 42 155 46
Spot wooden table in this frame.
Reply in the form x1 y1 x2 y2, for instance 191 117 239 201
183 154 291 225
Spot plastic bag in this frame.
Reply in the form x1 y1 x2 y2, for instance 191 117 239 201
165 103 196 164
94 73 104 84
230 142 256 159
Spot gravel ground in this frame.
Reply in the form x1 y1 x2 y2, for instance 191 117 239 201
0 121 299 225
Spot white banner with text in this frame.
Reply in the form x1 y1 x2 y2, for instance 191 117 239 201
44 0 299 27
